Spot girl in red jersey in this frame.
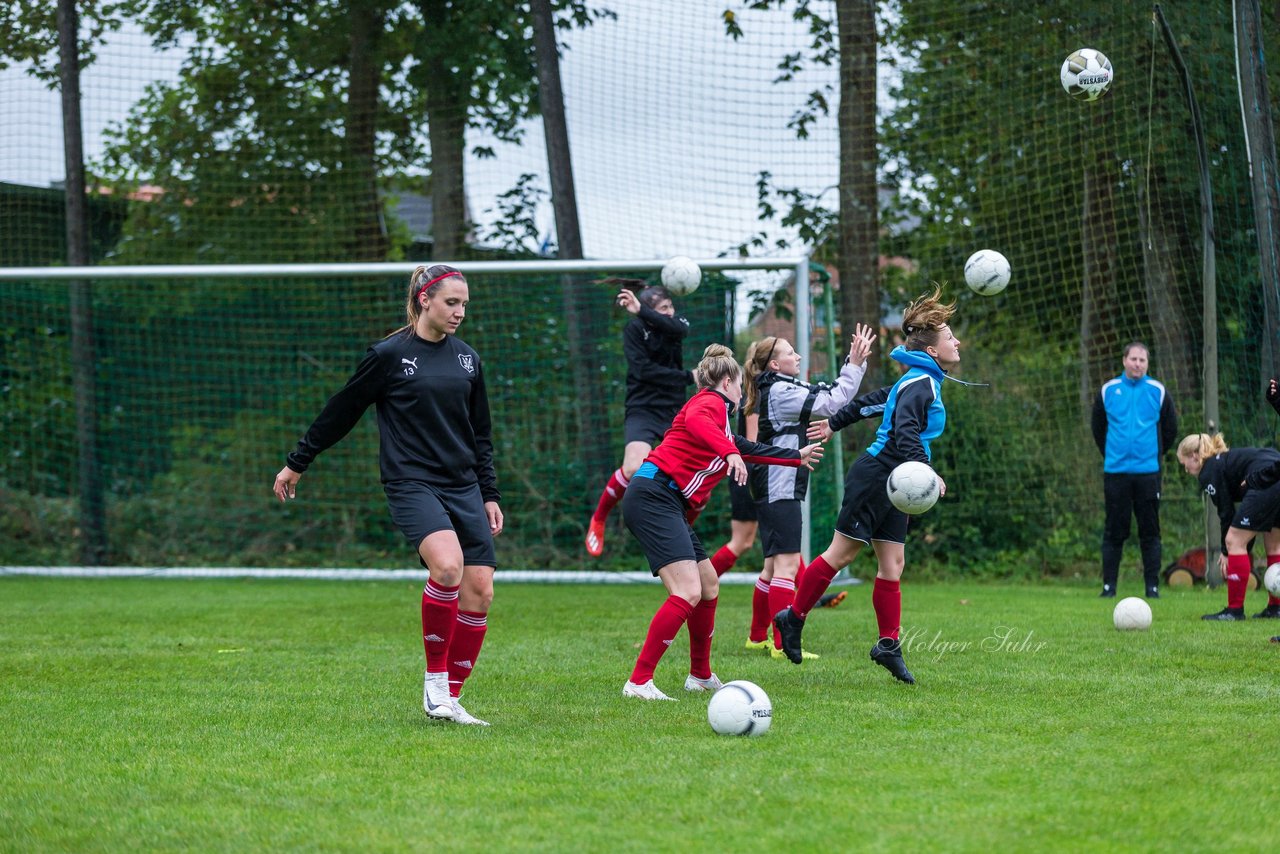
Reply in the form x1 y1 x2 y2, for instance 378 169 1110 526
621 344 825 700
273 264 501 726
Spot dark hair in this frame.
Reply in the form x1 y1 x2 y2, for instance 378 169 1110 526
404 264 465 329
901 285 956 351
1123 341 1149 358
638 284 673 308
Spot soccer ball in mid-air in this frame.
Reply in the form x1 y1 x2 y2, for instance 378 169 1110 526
707 680 772 737
963 249 1011 296
1060 48 1113 102
660 255 702 296
1265 563 1280 597
1113 596 1152 631
886 461 940 515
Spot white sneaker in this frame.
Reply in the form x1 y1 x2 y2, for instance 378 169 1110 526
622 679 676 701
450 698 490 726
423 671 455 720
683 673 724 692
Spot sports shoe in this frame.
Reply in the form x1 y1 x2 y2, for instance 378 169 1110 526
1252 604 1280 619
1271 636 1280 643
450 698 490 726
423 671 456 720
622 679 676 701
817 591 847 608
683 673 723 692
869 637 916 684
1099 588 1116 598
743 638 771 652
770 645 819 660
585 517 605 557
1201 607 1246 621
1146 588 1160 599
772 606 806 664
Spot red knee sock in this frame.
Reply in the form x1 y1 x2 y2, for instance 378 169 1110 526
446 610 487 698
872 577 902 640
630 596 694 684
711 544 739 577
686 597 718 679
421 579 459 672
794 558 808 590
1225 554 1251 609
767 576 797 649
792 555 838 619
592 468 630 524
750 578 771 642
1267 554 1280 607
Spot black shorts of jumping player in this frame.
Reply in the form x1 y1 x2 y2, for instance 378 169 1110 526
622 463 709 575
384 480 497 569
728 471 759 523
1232 479 1280 532
623 406 679 446
756 497 802 557
834 452 909 546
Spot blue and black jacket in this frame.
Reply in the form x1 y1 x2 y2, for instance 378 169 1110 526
826 346 947 466
1091 373 1176 474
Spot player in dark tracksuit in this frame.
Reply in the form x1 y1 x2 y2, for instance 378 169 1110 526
273 264 501 726
585 283 694 557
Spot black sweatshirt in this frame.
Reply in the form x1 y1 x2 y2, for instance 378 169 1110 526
286 330 499 502
622 304 694 415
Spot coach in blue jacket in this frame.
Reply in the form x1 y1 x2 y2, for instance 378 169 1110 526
1091 342 1178 599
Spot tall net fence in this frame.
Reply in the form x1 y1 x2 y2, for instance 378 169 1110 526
3 1 1280 575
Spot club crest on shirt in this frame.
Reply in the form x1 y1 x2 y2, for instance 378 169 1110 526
458 353 475 374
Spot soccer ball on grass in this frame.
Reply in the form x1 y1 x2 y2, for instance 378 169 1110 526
1060 48 1113 102
964 249 1011 296
1265 563 1280 597
660 256 702 296
707 680 772 737
1113 596 1152 631
886 461 940 515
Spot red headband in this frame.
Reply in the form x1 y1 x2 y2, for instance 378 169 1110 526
416 270 462 299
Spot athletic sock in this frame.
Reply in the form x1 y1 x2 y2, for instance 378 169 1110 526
749 578 771 642
794 558 808 591
630 596 695 684
447 610 488 698
1225 553 1251 610
710 544 739 577
591 468 630 524
421 579 460 672
792 555 838 619
767 576 797 649
686 597 718 680
872 577 902 640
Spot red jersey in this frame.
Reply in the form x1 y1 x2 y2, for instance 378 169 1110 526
646 388 804 517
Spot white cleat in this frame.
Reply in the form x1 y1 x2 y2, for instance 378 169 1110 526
622 679 676 701
450 698 490 727
423 671 455 720
683 673 724 692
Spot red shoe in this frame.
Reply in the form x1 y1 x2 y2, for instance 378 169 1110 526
585 517 605 557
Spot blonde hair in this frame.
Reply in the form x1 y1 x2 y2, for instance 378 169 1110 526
697 343 741 390
742 336 782 415
1177 433 1229 462
403 264 465 330
901 285 956 351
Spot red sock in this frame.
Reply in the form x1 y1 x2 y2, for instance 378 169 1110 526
749 578 771 642
1225 554 1251 609
767 576 797 649
687 597 718 680
792 555 838 619
794 558 808 590
592 468 630 524
1267 554 1280 607
630 596 694 684
447 610 487 698
872 577 902 640
711 544 739 577
421 579 459 672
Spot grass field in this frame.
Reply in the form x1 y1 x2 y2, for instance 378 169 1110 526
3 576 1280 852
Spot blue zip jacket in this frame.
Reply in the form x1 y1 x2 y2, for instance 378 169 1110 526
827 346 946 465
1091 373 1176 474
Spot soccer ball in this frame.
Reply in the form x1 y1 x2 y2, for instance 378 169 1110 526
1060 48 1113 102
1265 563 1280 597
1113 596 1152 631
886 460 940 515
660 255 702 296
963 249 1011 296
707 680 772 737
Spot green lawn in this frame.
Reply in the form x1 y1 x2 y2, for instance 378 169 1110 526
2 577 1279 852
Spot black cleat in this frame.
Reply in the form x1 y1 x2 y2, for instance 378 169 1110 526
1146 588 1160 599
772 607 806 664
1099 588 1116 598
817 591 847 609
869 637 915 684
1252 604 1280 619
1201 607 1246 621
1271 636 1280 644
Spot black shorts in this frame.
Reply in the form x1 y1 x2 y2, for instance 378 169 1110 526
1233 480 1280 532
384 480 496 568
834 453 908 545
624 407 678 446
621 474 708 575
757 498 802 557
728 467 758 522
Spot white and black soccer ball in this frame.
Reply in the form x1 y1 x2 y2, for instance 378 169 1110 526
1113 596 1152 631
660 255 702 296
1060 48 1113 102
963 249 1011 296
886 460 939 515
1264 563 1280 597
707 680 772 737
